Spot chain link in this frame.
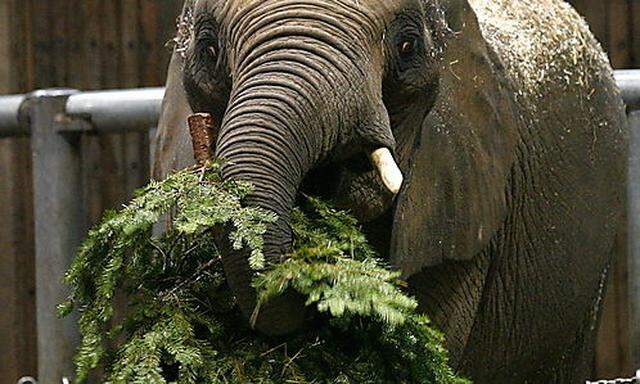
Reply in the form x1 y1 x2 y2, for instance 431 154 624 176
587 370 640 384
16 377 70 384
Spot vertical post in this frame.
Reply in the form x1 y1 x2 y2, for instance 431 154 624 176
628 110 640 369
24 89 83 384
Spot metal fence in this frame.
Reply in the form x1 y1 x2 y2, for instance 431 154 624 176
0 88 164 384
0 70 638 384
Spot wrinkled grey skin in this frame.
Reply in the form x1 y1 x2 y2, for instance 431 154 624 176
154 0 628 382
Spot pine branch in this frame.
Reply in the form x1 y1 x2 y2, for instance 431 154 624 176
60 162 470 384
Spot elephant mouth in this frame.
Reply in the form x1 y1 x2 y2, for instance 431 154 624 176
299 147 401 224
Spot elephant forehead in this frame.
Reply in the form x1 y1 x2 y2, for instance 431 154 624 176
213 0 401 32
221 0 397 13
203 0 406 72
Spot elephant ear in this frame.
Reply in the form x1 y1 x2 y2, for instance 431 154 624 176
153 0 196 180
390 0 520 276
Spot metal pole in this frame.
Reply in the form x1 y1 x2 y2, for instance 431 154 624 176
24 89 84 384
629 110 640 369
0 94 27 137
64 87 164 133
615 70 640 108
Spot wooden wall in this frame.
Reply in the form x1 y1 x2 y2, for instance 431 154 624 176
0 0 637 382
0 1 182 382
0 2 36 382
571 0 639 70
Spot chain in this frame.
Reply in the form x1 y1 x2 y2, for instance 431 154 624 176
16 378 69 384
587 370 640 384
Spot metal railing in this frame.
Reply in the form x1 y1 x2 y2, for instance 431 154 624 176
0 87 165 138
0 88 165 384
1 70 638 138
0 70 638 384
616 70 640 107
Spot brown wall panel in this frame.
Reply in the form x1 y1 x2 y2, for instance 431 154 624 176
0 1 37 382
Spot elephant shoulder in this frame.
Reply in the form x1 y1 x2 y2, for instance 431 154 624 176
468 0 613 109
469 0 627 178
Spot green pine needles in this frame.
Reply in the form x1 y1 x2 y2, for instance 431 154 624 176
60 162 469 384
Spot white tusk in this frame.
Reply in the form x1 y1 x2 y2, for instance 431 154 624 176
370 148 403 195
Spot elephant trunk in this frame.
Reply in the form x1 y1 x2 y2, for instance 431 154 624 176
214 68 324 335
215 81 402 335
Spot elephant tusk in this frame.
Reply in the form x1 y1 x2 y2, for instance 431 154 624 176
370 148 403 195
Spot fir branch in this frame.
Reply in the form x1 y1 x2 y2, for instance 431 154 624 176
60 163 469 384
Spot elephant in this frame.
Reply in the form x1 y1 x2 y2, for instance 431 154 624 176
153 0 628 382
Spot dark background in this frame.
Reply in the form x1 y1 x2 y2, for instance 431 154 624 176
0 0 637 382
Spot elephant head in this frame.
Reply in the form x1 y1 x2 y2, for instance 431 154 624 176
171 0 519 336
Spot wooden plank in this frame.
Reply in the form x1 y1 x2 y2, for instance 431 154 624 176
79 0 107 227
594 0 633 379
631 0 640 68
138 0 183 86
51 0 68 85
120 0 150 197
120 0 141 88
0 1 37 382
29 0 55 88
596 254 631 378
0 140 37 383
607 0 632 68
139 0 163 86
65 0 85 92
99 0 129 213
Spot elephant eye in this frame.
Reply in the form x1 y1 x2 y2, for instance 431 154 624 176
195 21 219 60
207 46 217 58
398 38 416 58
196 36 220 68
396 32 422 65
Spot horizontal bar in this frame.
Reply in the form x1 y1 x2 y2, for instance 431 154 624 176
615 70 640 107
0 71 639 138
0 94 27 137
64 87 165 133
